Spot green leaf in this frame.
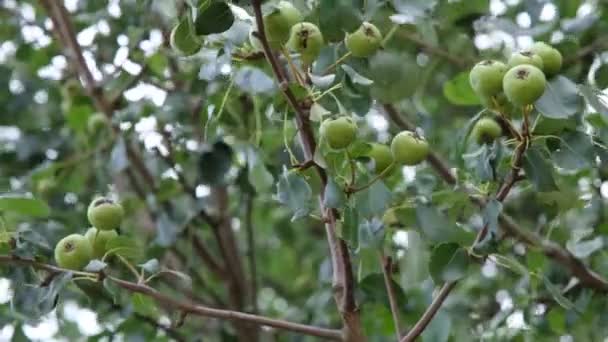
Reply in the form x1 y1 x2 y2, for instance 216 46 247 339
358 217 385 250
462 142 501 182
276 168 313 221
535 76 582 119
171 15 202 56
84 260 108 272
357 247 383 280
522 146 558 192
195 2 235 35
550 131 595 171
370 52 420 103
106 236 143 262
0 194 50 218
580 85 608 121
566 236 603 259
443 72 480 106
490 254 529 277
348 141 373 159
247 148 274 193
415 205 459 243
543 276 577 311
66 105 93 133
429 243 469 283
593 64 608 89
341 204 359 247
11 271 72 320
139 258 160 273
199 141 233 186
354 180 392 218
480 198 502 245
323 178 346 209
422 310 451 342
132 293 159 317
341 65 374 86
318 0 363 42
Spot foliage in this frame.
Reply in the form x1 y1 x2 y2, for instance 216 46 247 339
2 0 608 341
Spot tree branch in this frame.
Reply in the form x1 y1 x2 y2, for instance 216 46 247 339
250 1 363 340
102 294 187 342
383 102 608 341
382 103 608 292
380 255 402 340
400 282 456 342
0 255 343 341
395 31 473 68
563 37 608 64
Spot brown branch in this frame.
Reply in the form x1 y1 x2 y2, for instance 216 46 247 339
102 293 186 342
563 37 608 64
400 282 456 342
382 103 608 291
396 31 472 68
0 255 343 341
250 1 363 339
380 255 402 340
383 103 608 341
42 0 231 292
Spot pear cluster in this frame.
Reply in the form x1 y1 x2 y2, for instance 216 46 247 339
469 42 562 107
251 4 384 65
319 114 429 174
54 197 123 271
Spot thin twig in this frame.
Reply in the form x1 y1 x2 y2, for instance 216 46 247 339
395 31 472 68
383 103 608 341
400 282 456 342
250 0 363 340
380 254 402 340
0 255 343 340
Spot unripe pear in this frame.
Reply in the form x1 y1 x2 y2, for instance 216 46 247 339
287 22 324 65
345 22 383 58
85 227 118 259
390 131 429 165
320 116 357 150
87 197 124 231
55 234 93 271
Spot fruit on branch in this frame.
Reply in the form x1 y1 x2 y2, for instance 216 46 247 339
264 1 302 49
472 118 502 144
507 51 544 69
55 234 93 270
345 22 383 58
287 22 324 65
390 131 429 165
87 197 124 231
85 227 118 259
367 143 393 174
503 64 546 105
320 116 357 149
87 113 110 133
469 60 508 97
530 42 562 76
